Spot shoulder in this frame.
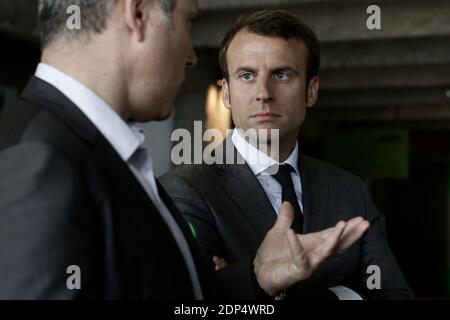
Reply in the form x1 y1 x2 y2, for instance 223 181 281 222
160 164 219 199
0 98 100 203
0 140 80 187
302 155 364 188
0 140 93 220
1 96 92 168
162 163 217 183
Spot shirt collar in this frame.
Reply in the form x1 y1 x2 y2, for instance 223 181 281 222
35 63 141 162
231 128 300 176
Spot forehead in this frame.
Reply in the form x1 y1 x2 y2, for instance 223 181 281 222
226 30 308 69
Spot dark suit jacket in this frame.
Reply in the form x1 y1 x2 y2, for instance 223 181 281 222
160 143 414 299
0 77 256 299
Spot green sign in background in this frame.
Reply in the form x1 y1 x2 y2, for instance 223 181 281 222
322 129 409 179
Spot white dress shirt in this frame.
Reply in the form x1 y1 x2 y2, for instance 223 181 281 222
231 129 303 214
35 63 203 299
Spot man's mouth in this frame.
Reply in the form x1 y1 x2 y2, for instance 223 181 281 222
251 112 282 121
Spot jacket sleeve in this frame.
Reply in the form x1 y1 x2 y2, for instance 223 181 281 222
159 172 258 299
0 141 102 299
358 178 414 299
159 172 227 263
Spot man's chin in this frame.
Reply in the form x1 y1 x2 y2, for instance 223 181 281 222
155 109 173 121
151 105 174 122
130 105 174 123
252 123 281 132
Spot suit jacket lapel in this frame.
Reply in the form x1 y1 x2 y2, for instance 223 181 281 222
299 154 330 233
92 142 194 296
214 138 330 237
216 143 277 243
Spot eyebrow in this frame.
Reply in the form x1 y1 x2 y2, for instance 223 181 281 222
271 67 300 75
233 66 300 76
233 66 258 76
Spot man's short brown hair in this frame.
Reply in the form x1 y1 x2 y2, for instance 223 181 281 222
219 10 320 83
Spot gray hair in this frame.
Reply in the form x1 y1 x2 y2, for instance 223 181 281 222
38 0 177 47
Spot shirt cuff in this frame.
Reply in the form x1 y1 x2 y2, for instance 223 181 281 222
329 286 364 300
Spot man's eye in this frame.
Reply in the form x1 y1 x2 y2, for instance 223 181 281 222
274 72 289 80
240 73 255 81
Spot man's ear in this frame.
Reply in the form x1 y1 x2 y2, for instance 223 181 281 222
123 0 149 42
306 76 320 108
222 80 232 109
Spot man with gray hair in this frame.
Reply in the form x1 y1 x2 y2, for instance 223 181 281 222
0 0 369 299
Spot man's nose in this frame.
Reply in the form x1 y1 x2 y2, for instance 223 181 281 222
256 77 274 103
186 46 198 69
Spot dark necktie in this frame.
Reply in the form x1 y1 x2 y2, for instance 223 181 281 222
272 164 303 233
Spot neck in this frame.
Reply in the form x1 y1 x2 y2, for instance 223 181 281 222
41 38 128 120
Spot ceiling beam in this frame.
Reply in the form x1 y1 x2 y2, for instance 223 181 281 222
193 0 450 47
320 36 450 68
316 87 450 108
320 64 450 90
198 0 402 11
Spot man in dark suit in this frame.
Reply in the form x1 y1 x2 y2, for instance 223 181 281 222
160 10 413 299
0 1 369 299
